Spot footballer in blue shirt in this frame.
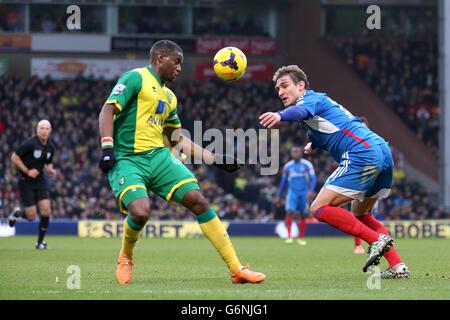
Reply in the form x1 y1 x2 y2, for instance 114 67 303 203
277 146 316 245
260 65 409 279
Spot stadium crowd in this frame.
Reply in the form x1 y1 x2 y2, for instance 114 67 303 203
330 37 439 155
0 77 447 222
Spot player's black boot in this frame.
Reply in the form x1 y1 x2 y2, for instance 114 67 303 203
35 241 48 250
8 207 23 227
363 234 394 272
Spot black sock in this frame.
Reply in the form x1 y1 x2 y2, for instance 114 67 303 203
38 216 50 243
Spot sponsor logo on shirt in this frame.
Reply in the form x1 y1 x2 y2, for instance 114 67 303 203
147 115 164 126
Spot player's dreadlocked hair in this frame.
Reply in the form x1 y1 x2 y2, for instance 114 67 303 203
150 40 183 62
272 65 310 88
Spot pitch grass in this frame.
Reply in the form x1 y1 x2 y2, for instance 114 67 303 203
0 236 449 300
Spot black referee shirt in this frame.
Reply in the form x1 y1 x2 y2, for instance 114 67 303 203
14 136 56 184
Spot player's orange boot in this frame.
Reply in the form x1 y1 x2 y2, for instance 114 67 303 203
230 265 266 284
115 250 133 285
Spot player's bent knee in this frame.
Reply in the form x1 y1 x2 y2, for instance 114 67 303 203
26 212 36 220
182 190 209 215
353 212 366 218
310 203 328 220
130 209 150 225
128 200 151 225
309 202 322 216
192 199 209 215
40 208 51 217
25 207 37 220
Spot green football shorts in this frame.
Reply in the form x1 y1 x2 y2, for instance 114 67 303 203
108 147 199 214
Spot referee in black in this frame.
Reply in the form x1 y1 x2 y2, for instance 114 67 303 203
8 119 57 249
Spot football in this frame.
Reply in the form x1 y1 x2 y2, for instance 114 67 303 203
213 47 247 81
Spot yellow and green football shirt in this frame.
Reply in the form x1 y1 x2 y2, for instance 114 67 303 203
105 66 181 155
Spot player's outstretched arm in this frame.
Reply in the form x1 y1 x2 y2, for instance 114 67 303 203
259 112 281 129
259 105 310 128
98 103 119 173
163 126 241 173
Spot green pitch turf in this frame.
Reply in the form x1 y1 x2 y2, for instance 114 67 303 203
0 236 449 300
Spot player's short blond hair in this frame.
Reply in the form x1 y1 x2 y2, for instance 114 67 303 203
272 65 309 88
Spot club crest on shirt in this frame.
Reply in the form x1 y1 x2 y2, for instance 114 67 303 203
112 84 126 95
119 177 125 185
33 149 42 159
47 152 51 159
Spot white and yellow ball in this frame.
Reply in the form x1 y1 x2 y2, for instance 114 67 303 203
213 47 247 81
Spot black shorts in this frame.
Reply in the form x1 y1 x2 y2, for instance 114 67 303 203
18 179 50 207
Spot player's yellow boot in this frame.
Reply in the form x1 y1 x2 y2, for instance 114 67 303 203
115 250 133 285
230 265 266 284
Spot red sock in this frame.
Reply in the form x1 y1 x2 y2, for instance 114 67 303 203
314 205 379 243
354 237 361 246
285 215 294 238
357 213 402 268
298 220 306 239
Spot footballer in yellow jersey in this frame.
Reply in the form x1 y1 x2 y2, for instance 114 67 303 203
98 40 265 285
